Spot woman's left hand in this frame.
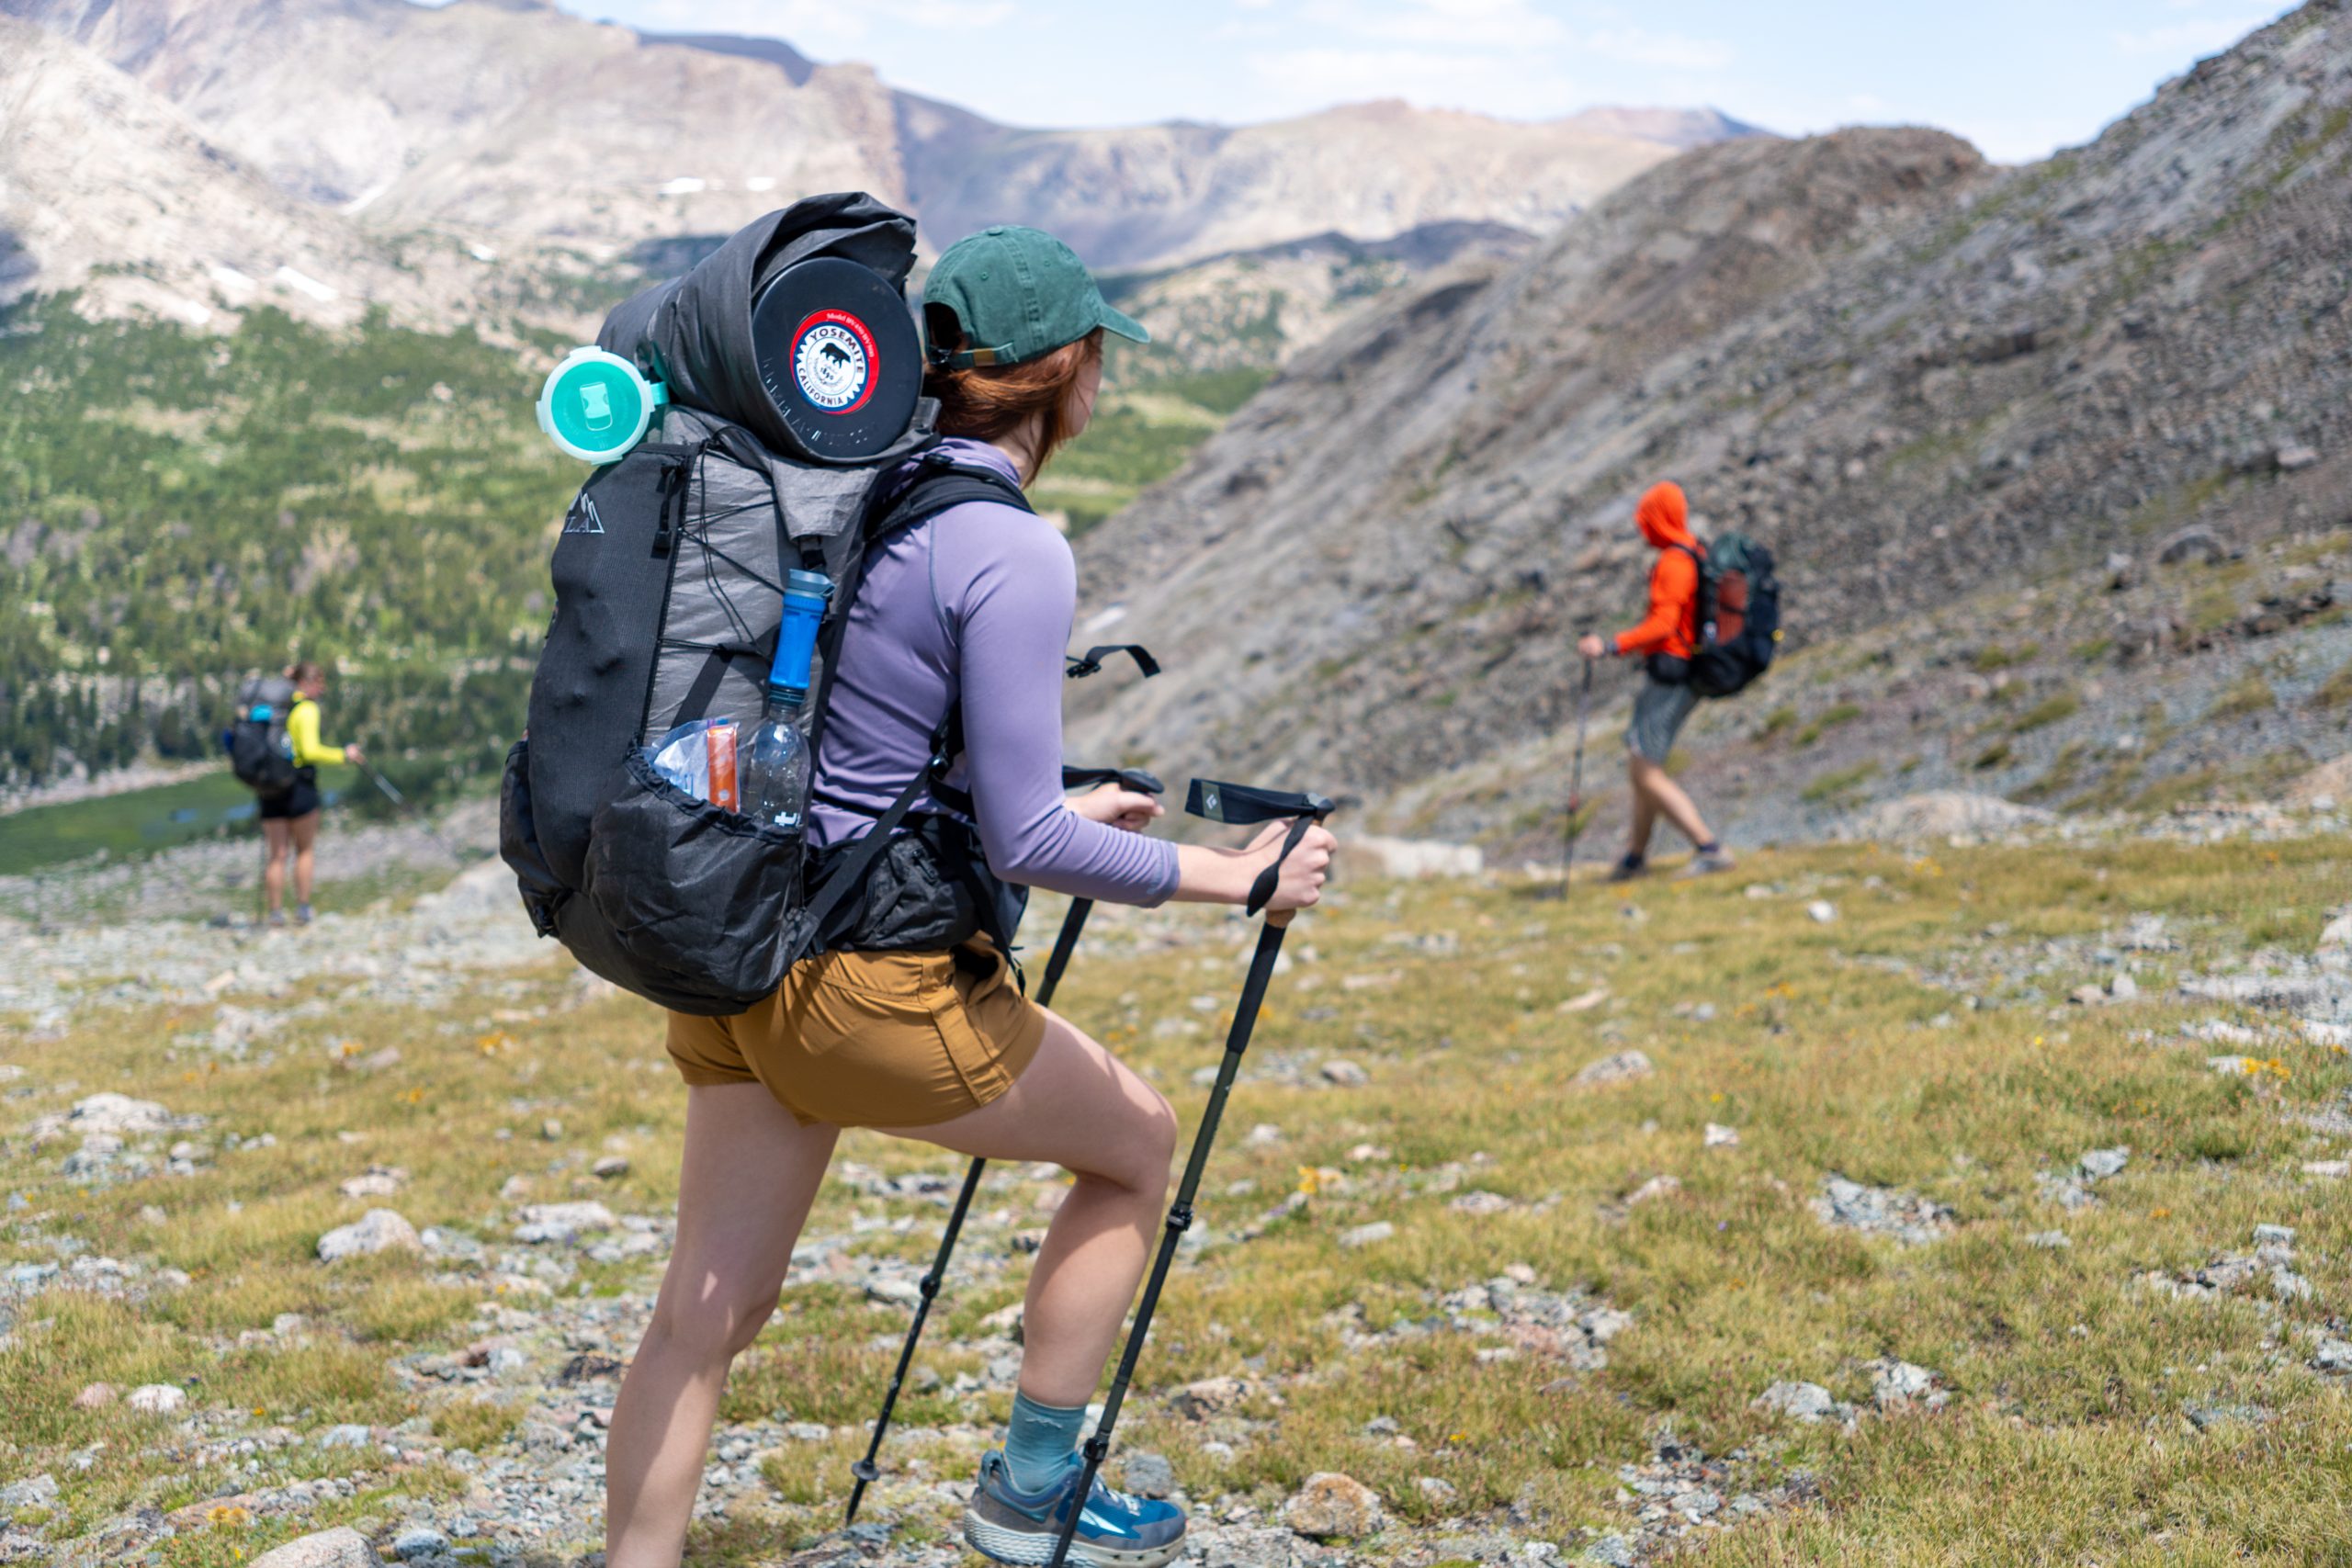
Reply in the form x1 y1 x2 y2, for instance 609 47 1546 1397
1072 783 1164 833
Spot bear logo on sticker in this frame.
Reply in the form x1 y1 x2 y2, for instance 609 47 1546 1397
791 310 876 414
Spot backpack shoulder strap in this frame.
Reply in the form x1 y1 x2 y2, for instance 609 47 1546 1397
800 457 1034 805
867 455 1036 543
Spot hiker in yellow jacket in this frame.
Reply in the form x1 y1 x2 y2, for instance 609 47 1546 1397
263 660 362 927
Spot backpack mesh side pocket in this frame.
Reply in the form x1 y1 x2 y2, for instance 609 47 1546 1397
577 750 807 1016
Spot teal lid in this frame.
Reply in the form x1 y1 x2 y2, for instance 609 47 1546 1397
537 346 669 463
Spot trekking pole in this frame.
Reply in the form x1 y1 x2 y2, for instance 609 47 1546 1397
842 762 1165 1526
1045 778 1336 1568
1560 655 1595 892
359 761 467 865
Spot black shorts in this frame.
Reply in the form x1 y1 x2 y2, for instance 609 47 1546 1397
258 778 322 820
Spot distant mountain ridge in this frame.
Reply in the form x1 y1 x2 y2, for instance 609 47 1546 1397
0 0 1760 320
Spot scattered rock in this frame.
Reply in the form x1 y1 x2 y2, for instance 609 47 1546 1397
1868 1359 1948 1412
2156 525 2224 567
1753 1381 1847 1424
1813 1174 1954 1245
1417 1476 1457 1506
1584 1534 1637 1567
1557 987 1610 1013
73 1382 117 1409
1174 1377 1248 1419
2077 1146 2130 1182
1703 1122 1740 1149
389 1526 450 1561
61 1092 175 1135
1282 1471 1384 1539
2312 1337 2352 1376
319 1424 373 1449
1449 1190 1513 1215
865 1278 922 1308
2027 1230 2072 1249
318 1209 421 1262
592 1155 631 1180
0 1473 58 1509
1572 1049 1654 1089
1319 1059 1370 1088
127 1382 187 1415
1626 1174 1681 1206
1807 900 1838 924
2109 972 2140 1002
514 1201 616 1244
251 1528 383 1568
2320 909 2352 954
1340 1221 1395 1249
337 1165 406 1200
1122 1450 1177 1499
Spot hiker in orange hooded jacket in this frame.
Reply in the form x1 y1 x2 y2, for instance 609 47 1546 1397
1577 481 1732 880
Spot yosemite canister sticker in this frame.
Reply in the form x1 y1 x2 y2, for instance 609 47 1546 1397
791 310 878 414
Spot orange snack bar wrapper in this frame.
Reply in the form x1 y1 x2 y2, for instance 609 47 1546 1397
706 722 740 811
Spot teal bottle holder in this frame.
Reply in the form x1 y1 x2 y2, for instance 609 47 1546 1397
537 346 669 462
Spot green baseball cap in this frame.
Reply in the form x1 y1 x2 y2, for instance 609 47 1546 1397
923 225 1148 369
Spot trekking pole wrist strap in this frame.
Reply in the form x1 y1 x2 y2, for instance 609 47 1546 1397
1065 644 1160 681
1185 779 1337 918
1062 764 1165 795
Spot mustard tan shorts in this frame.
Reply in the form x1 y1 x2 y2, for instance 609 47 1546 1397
664 937 1049 1129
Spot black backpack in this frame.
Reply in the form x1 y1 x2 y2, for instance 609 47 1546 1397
1669 533 1781 698
502 195 1055 1015
229 674 300 797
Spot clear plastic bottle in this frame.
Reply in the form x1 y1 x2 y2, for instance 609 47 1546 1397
740 569 831 832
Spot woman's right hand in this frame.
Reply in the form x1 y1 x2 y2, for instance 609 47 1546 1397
1245 818 1337 913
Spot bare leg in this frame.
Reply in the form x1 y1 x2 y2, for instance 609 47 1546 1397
261 818 292 916
878 1010 1178 1406
1623 752 1660 861
290 811 321 908
1629 754 1713 851
605 1084 839 1568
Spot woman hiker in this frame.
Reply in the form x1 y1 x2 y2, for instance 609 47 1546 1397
1577 481 1733 880
601 224 1338 1568
261 660 362 927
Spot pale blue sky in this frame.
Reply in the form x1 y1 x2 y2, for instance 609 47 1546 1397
550 0 2300 163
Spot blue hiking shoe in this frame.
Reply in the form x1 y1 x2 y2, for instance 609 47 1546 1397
963 1450 1186 1567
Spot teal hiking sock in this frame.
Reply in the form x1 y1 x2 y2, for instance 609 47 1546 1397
1003 1390 1087 1493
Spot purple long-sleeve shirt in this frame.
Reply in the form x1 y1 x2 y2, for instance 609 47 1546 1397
808 439 1179 906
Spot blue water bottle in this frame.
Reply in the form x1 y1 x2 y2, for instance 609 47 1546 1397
740 570 832 831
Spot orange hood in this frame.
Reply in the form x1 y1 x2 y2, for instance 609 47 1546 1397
1634 481 1694 549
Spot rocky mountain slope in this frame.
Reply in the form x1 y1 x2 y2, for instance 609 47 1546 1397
0 17 443 324
1066 3 2352 853
0 0 1747 318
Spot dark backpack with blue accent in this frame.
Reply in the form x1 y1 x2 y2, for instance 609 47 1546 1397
228 674 300 798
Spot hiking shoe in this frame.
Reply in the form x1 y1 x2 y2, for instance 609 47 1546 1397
1679 847 1736 878
296 903 315 926
266 909 288 930
964 1450 1186 1567
1603 854 1647 884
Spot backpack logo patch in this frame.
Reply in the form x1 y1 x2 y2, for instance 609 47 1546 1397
791 310 878 415
563 497 605 536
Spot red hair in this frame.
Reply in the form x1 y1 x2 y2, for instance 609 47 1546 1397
922 322 1102 479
